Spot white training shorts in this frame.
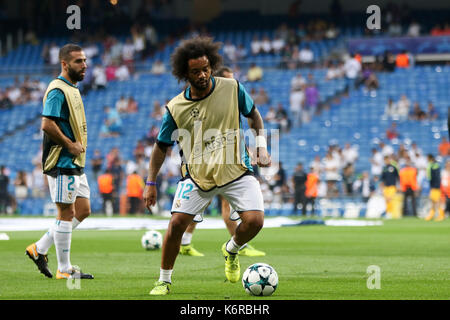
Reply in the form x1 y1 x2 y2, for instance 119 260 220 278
171 174 264 222
47 173 90 204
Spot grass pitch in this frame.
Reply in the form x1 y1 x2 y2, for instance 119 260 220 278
0 218 449 300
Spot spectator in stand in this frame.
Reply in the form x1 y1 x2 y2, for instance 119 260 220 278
235 44 248 61
223 40 237 62
92 64 107 90
115 95 129 114
430 24 444 36
127 96 138 113
386 122 399 140
247 63 263 82
382 50 396 72
342 164 355 196
323 150 340 197
271 35 285 54
30 163 47 199
250 35 262 55
325 61 343 80
370 147 383 178
298 44 314 66
48 42 60 65
151 59 167 75
0 90 13 109
264 106 277 124
379 141 394 157
131 24 146 60
289 81 305 128
426 101 439 120
304 82 319 122
14 170 29 201
115 62 130 81
343 53 362 89
342 143 359 167
146 125 159 144
407 20 421 37
151 100 164 120
101 105 122 137
397 95 410 120
126 171 145 214
253 87 270 105
122 38 136 73
275 103 291 133
261 36 273 54
438 137 450 156
396 50 410 68
91 149 104 182
410 102 426 121
388 19 402 37
384 97 397 119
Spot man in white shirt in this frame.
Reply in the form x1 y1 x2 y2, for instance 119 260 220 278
342 143 359 167
299 45 314 65
370 148 383 177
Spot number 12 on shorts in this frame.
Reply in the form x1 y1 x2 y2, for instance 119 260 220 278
177 182 193 200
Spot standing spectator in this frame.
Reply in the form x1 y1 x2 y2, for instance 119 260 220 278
399 157 418 216
304 82 319 122
342 164 356 196
115 63 130 81
343 54 362 89
396 50 410 68
0 166 9 214
30 163 47 199
384 98 397 119
122 38 136 73
292 163 307 215
342 143 359 167
91 149 104 182
386 122 399 140
370 147 383 177
291 73 306 91
126 171 145 214
49 43 60 65
98 169 114 215
92 64 107 90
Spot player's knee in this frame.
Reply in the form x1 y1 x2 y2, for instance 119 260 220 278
246 214 264 231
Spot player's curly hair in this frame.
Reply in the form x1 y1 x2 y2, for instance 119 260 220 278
171 37 222 82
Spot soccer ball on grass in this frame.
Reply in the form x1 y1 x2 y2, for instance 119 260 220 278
141 230 163 250
242 263 278 296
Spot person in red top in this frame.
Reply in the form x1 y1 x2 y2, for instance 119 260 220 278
305 168 319 215
396 50 410 68
399 157 418 216
438 137 450 156
126 171 144 214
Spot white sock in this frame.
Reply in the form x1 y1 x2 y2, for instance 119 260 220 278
54 220 72 273
181 232 193 246
226 237 241 254
159 268 173 284
36 223 55 255
72 217 81 229
35 217 82 255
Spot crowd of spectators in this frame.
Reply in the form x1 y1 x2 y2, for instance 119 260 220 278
0 76 46 109
384 95 440 122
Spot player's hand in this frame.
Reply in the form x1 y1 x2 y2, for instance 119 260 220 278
143 185 157 211
68 141 85 156
256 147 271 167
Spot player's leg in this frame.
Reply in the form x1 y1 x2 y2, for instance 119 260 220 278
179 220 204 256
220 175 265 282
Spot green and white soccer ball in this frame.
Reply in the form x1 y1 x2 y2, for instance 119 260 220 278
242 263 278 296
141 230 163 250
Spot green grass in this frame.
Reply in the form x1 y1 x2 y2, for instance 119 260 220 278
0 218 449 300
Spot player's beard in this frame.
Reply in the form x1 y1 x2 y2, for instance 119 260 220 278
190 77 209 91
67 65 85 82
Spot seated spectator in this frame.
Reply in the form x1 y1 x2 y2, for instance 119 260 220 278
151 59 166 75
247 63 263 82
115 63 130 81
396 50 410 68
264 106 277 124
382 50 396 72
384 98 397 119
386 122 399 140
235 44 248 61
298 45 314 66
151 100 164 120
407 20 421 37
275 103 291 133
253 88 270 105
325 23 339 39
0 90 13 109
115 95 129 113
291 73 306 91
127 97 138 113
397 95 410 120
430 24 444 36
223 40 237 62
325 62 343 80
438 137 450 156
388 20 402 37
271 35 285 54
250 35 262 55
101 106 122 136
261 36 273 54
426 101 439 120
410 102 426 121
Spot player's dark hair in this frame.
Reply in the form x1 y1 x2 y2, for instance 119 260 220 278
171 37 222 82
59 44 83 62
214 66 233 77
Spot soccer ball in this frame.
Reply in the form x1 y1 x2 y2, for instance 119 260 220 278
141 230 163 250
242 263 278 296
